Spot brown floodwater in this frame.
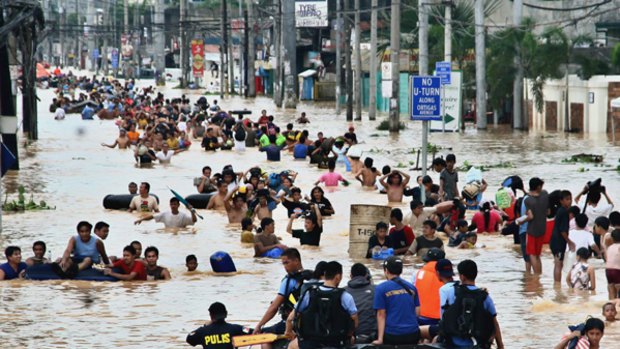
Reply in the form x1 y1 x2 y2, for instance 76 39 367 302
0 81 619 348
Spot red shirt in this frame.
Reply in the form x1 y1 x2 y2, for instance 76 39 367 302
112 259 147 280
471 210 502 233
389 225 415 246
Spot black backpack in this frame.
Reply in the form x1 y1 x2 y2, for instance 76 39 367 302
439 282 496 349
234 124 246 141
281 270 314 312
294 286 352 346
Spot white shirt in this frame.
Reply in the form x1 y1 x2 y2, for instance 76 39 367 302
177 121 187 132
567 228 595 251
129 195 159 213
156 150 174 163
578 198 614 228
405 207 437 237
54 108 66 120
154 211 194 228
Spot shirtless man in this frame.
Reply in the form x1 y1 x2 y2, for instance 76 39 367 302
101 129 130 149
206 181 228 211
225 187 248 224
379 170 411 203
355 157 379 188
253 189 278 220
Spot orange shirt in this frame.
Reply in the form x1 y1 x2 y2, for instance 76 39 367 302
127 131 140 143
415 261 443 320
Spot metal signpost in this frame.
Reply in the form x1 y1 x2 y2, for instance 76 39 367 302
412 76 441 191
435 61 451 132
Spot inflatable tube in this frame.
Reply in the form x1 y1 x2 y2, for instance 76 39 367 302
25 264 119 281
184 193 214 209
210 251 237 273
103 194 160 210
263 247 285 259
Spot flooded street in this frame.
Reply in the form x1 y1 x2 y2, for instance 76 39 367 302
1 81 619 348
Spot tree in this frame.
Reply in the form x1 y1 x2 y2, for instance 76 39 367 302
486 19 568 116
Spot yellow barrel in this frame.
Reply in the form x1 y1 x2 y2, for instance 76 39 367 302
349 204 392 259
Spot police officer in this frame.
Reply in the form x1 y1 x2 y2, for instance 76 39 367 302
373 256 421 346
286 261 358 349
186 302 247 349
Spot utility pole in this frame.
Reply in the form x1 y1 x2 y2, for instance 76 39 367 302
87 0 95 71
227 1 235 96
153 0 165 85
247 0 256 97
335 0 342 115
220 0 227 97
344 0 353 120
180 0 187 87
475 0 487 129
444 1 452 62
238 0 245 96
102 1 109 76
389 0 401 132
282 0 297 108
273 0 282 106
354 0 362 121
513 0 524 129
418 0 428 170
59 0 65 66
133 1 140 78
368 0 377 120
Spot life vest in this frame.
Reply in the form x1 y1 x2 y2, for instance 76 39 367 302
415 261 443 320
280 270 314 313
295 286 352 346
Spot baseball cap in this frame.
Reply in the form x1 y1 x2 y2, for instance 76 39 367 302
423 247 446 262
435 259 454 278
383 256 403 275
208 302 227 320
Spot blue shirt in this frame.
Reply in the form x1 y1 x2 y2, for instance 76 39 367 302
82 105 95 120
439 283 497 348
278 274 300 298
373 277 421 335
0 262 28 280
297 286 358 316
293 144 308 159
519 195 529 235
260 145 281 161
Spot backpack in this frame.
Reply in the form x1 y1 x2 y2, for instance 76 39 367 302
294 286 352 346
234 124 246 141
268 173 281 190
439 282 496 349
495 187 513 209
281 270 314 312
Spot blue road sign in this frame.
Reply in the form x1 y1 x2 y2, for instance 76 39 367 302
435 61 451 85
111 49 119 69
92 48 100 59
411 76 442 121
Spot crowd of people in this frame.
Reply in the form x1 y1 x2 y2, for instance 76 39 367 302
2 72 619 349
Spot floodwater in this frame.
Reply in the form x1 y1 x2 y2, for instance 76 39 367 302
1 79 619 348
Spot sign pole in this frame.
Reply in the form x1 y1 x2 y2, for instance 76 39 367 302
412 76 441 177
441 85 445 133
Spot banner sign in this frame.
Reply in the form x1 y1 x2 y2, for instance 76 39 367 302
191 39 205 77
296 0 328 27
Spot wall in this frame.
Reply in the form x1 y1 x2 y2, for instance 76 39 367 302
526 75 620 134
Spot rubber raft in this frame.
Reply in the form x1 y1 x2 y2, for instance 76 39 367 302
184 193 214 209
25 264 119 282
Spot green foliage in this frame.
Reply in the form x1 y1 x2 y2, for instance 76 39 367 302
575 54 610 80
486 19 569 113
2 186 55 212
376 119 405 131
612 43 620 70
561 154 604 163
